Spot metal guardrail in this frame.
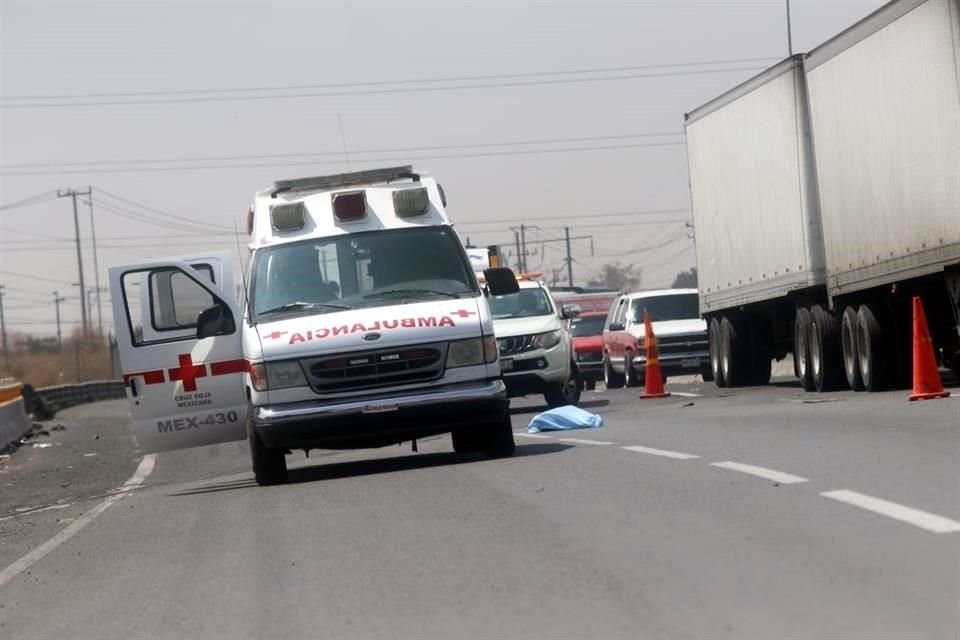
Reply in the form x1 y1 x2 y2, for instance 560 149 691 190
17 380 126 419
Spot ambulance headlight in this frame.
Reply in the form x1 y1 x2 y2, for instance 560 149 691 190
446 338 485 368
266 361 308 389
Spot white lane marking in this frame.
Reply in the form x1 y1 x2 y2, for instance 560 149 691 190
710 461 808 484
0 454 156 588
515 432 552 439
621 445 699 460
557 437 613 446
669 391 701 398
821 490 960 534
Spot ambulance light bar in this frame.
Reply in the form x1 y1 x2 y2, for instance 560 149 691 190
272 166 417 197
333 191 367 221
393 186 429 217
270 202 307 231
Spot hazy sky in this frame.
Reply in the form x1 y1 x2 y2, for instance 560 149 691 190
0 0 885 337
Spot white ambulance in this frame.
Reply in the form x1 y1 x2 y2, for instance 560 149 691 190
109 166 519 485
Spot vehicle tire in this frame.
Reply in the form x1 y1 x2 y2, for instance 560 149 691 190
748 317 772 386
481 412 515 458
452 429 483 455
545 368 581 407
250 429 287 486
709 317 726 387
857 303 889 392
841 306 865 391
603 354 624 389
584 379 597 391
810 305 845 392
720 315 748 387
794 307 816 391
624 351 641 388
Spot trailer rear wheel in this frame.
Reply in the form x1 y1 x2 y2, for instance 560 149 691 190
841 306 865 391
720 315 748 387
794 307 816 391
810 305 845 392
857 304 889 392
709 317 726 387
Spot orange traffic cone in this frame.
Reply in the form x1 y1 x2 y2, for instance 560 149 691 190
639 311 670 399
909 296 950 401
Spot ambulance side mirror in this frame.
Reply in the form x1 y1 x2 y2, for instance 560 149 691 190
483 267 519 296
197 303 235 339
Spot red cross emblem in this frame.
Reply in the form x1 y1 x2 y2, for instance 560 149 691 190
449 309 476 318
168 353 207 392
263 331 288 340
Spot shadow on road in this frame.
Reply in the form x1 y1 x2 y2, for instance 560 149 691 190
167 442 572 495
509 398 610 416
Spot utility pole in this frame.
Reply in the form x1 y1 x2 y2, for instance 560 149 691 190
86 187 104 336
53 291 66 347
57 188 91 335
564 226 574 287
786 0 793 56
514 230 522 272
519 224 527 272
0 285 7 359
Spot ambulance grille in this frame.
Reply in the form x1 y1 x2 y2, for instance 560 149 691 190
303 343 446 393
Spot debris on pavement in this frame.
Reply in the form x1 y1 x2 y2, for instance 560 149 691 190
528 405 603 433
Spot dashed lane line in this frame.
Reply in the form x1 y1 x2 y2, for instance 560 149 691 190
821 490 960 534
0 454 156 589
668 391 701 398
621 445 699 460
710 461 808 484
557 438 614 446
515 432 552 439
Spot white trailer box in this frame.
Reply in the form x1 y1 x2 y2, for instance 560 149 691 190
685 57 825 314
805 0 960 297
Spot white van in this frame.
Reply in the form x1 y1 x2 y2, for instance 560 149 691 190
109 166 519 485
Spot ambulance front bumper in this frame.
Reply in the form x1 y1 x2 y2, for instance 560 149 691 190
252 380 508 450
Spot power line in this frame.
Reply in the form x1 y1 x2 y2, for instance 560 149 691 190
1 58 777 108
90 196 236 234
0 191 58 212
2 140 686 176
94 189 235 232
455 207 690 227
0 269 74 285
0 131 682 170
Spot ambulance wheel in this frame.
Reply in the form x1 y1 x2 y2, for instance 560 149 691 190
545 371 581 407
250 430 287 486
482 413 515 458
452 429 483 455
603 355 624 389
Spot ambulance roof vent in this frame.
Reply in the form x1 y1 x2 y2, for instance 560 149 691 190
271 166 419 197
270 202 307 231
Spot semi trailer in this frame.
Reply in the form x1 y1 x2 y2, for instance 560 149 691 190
685 0 960 391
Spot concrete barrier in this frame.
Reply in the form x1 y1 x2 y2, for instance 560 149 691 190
0 382 30 448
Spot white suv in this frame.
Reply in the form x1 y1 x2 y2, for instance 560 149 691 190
489 280 581 407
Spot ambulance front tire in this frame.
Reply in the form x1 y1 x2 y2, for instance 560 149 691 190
249 428 288 486
452 412 515 458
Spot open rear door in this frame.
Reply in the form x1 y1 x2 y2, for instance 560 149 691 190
109 252 248 453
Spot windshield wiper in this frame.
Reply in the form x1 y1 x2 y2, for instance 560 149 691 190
364 288 463 300
258 301 351 316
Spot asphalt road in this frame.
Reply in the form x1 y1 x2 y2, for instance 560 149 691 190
1 378 958 639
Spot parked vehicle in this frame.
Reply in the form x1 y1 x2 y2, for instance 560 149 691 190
554 292 619 390
601 289 710 388
489 278 582 407
685 0 960 391
108 166 520 486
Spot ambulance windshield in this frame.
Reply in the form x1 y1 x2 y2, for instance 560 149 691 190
250 226 478 321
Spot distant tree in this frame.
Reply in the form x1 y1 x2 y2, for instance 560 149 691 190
671 267 698 288
587 262 641 291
